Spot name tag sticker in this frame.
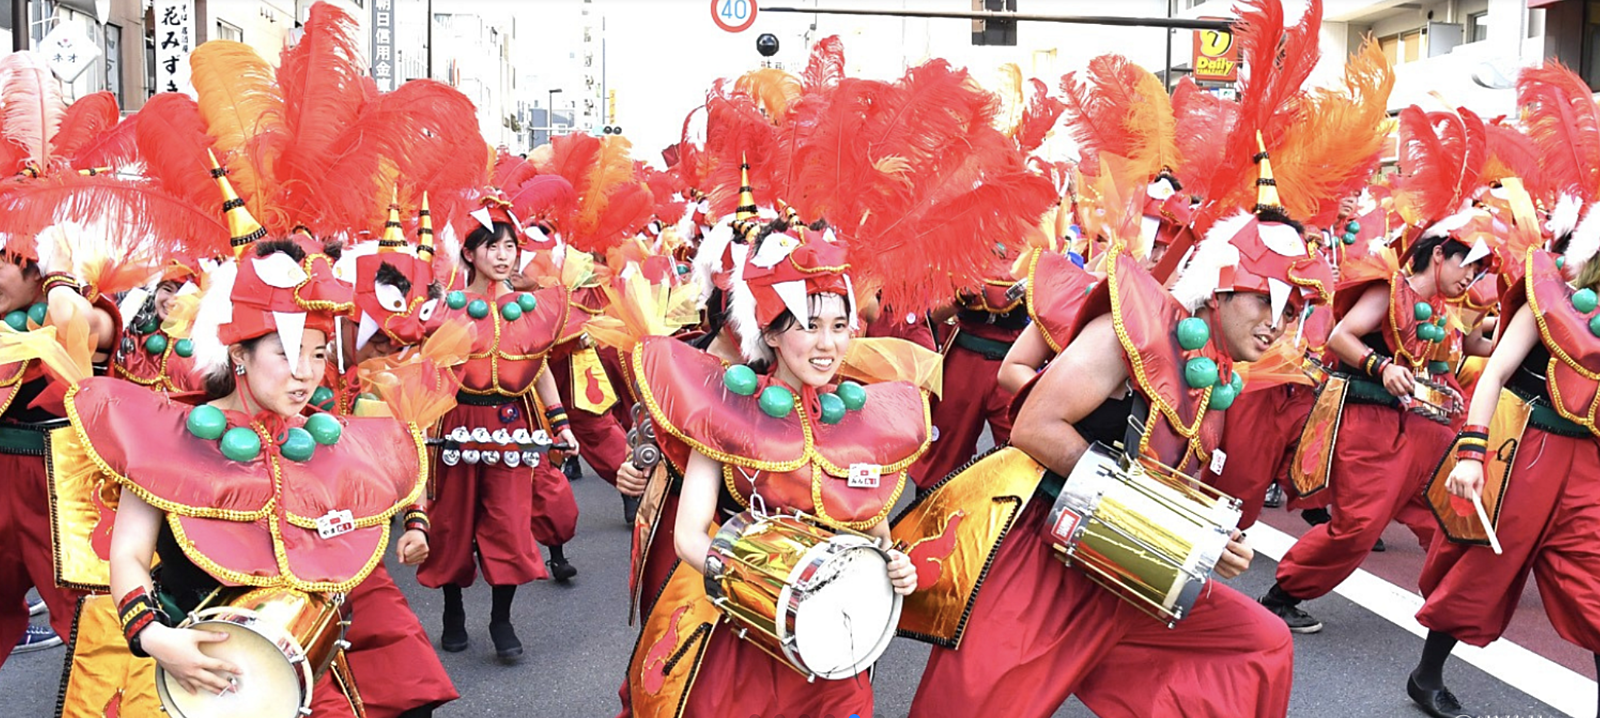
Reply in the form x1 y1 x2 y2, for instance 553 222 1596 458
847 463 882 489
1209 449 1227 475
316 510 356 539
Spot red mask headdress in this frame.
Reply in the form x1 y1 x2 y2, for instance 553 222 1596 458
351 191 441 348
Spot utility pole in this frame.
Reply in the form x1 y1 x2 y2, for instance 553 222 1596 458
12 0 28 51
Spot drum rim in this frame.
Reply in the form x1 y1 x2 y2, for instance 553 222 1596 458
775 538 903 680
154 606 314 718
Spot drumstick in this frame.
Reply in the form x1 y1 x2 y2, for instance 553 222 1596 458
1470 491 1503 555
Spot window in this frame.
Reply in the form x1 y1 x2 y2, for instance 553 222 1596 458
215 20 242 43
1379 29 1428 65
1467 11 1488 43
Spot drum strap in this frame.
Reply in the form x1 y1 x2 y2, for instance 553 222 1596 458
1121 392 1150 458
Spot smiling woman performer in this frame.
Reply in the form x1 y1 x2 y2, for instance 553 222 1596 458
75 188 430 715
416 196 582 664
621 213 925 718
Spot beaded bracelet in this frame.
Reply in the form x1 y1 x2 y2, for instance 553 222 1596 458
117 586 166 658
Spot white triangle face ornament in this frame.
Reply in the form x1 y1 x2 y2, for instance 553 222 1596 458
1268 279 1292 330
272 311 309 374
772 281 811 327
1258 223 1308 258
1463 238 1492 267
843 274 859 331
356 313 381 351
470 208 495 232
1147 178 1176 201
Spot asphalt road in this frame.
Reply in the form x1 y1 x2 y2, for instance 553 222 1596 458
0 452 1575 717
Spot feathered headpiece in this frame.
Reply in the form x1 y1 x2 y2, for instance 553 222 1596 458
1171 134 1334 323
1392 105 1490 264
725 209 853 363
1516 62 1600 205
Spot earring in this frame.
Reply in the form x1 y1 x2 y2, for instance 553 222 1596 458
234 364 246 376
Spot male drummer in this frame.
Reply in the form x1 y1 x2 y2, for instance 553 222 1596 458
909 154 1332 717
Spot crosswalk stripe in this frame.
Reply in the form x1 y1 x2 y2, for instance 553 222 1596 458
1249 523 1596 718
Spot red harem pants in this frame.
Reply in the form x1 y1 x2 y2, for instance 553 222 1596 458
1275 403 1452 600
681 622 873 717
550 352 629 486
1207 384 1316 529
912 501 1293 718
308 564 459 717
0 451 82 666
911 345 1014 489
419 402 576 588
1416 427 1600 652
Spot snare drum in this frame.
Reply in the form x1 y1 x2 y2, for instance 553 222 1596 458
1044 445 1243 625
156 588 348 718
704 511 902 680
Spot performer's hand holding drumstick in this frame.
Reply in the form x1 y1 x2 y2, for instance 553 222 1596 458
1214 531 1254 580
396 528 430 565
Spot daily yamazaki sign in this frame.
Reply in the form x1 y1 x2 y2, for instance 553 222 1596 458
1193 23 1239 83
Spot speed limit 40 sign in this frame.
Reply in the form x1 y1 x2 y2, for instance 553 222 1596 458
711 0 758 33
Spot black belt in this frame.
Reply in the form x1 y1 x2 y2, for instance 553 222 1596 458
0 419 67 456
1508 385 1589 438
952 331 1016 361
455 392 521 407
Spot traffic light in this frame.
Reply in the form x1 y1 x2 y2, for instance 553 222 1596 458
972 0 1017 46
602 125 623 135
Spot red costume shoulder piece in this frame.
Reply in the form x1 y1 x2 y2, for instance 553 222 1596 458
65 378 425 592
633 336 930 529
1051 252 1223 472
1023 250 1100 353
1520 250 1600 435
452 285 574 396
112 335 202 393
963 277 1024 315
1336 272 1436 370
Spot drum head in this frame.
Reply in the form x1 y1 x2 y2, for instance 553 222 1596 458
157 621 305 718
790 544 902 679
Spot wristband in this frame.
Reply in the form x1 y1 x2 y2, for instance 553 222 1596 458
1455 446 1487 463
403 507 430 534
117 586 167 658
40 272 81 294
544 402 570 431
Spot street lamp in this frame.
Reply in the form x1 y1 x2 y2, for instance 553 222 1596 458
548 88 563 133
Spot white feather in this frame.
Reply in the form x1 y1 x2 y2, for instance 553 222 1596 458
1547 193 1583 241
1564 202 1600 272
725 250 772 365
189 260 239 381
693 221 737 307
1171 212 1248 312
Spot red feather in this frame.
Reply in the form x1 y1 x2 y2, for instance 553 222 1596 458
641 165 688 224
1 52 67 172
273 1 375 226
1516 62 1600 202
1483 122 1548 204
50 92 120 165
67 111 140 171
1393 106 1487 227
493 149 539 189
508 175 577 223
1195 0 1321 224
0 173 229 261
1171 78 1237 201
703 90 785 218
132 93 221 218
801 35 846 92
1013 78 1064 155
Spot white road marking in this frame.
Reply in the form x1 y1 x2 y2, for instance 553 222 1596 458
1249 523 1597 718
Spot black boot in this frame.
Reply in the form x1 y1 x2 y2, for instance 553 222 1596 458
1302 507 1332 526
622 493 641 524
488 584 523 663
440 584 468 652
547 544 578 583
1408 629 1461 718
563 455 583 481
1258 583 1323 634
397 707 434 718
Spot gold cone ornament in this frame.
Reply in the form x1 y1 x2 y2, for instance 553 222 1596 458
416 193 435 259
208 149 266 257
379 187 406 251
1254 132 1283 213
